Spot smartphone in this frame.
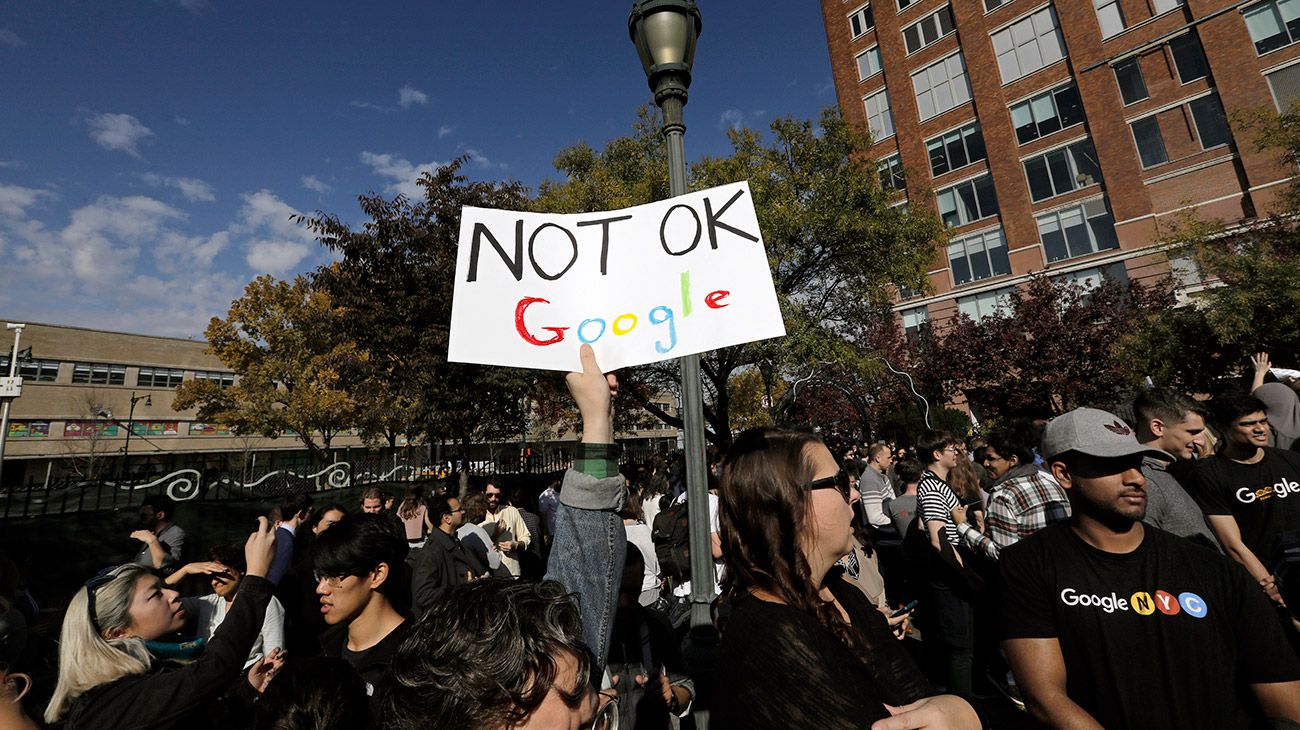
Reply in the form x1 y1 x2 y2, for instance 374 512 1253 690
890 600 919 618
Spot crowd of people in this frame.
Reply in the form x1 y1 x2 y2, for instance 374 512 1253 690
2 347 1300 728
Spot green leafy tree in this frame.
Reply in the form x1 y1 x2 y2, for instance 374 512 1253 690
304 159 536 451
173 275 358 463
534 107 944 448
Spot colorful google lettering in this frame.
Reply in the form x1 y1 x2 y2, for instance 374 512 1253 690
513 272 729 353
1059 587 1208 618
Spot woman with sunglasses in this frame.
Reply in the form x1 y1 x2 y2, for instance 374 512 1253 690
714 428 978 729
45 518 280 729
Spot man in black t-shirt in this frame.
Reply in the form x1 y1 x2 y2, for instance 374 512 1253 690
1187 392 1300 610
1000 407 1300 728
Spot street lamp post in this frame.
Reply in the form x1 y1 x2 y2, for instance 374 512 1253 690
629 0 716 693
0 323 27 489
121 392 151 483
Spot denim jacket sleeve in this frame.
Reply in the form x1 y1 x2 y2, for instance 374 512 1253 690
545 447 626 671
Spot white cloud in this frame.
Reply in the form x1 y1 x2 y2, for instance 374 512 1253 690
360 151 446 200
350 100 394 113
139 172 216 202
232 190 317 274
463 148 506 171
300 175 333 194
177 0 207 13
718 109 745 131
0 187 323 337
0 159 24 169
438 125 454 139
0 184 50 218
398 85 429 109
85 112 154 157
0 29 24 48
174 116 191 126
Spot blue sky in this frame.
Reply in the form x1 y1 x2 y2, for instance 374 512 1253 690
0 1 836 338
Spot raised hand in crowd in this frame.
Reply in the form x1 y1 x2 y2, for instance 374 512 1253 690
162 561 230 586
244 516 278 578
1251 351 1272 392
247 647 286 693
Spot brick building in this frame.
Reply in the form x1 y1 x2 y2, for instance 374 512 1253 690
820 0 1300 330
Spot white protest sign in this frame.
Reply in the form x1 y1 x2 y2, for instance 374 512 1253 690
448 181 785 372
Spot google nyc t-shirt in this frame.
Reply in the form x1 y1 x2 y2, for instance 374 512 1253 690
1000 523 1299 729
1188 447 1300 563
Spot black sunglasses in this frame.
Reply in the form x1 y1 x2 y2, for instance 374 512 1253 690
805 469 852 503
84 566 122 633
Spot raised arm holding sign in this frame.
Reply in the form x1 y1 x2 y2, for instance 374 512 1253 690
448 181 784 372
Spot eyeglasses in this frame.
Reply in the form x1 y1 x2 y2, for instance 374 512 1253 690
589 693 619 730
804 470 852 503
84 566 122 633
313 573 355 589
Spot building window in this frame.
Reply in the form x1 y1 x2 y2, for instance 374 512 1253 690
1189 94 1231 149
1010 84 1084 144
992 6 1067 83
864 88 895 140
898 0 917 9
0 357 60 383
897 282 924 300
1056 262 1129 290
878 153 906 191
957 287 1014 321
1169 34 1208 83
138 367 185 388
71 362 127 386
1266 62 1300 111
1114 57 1149 104
904 5 956 54
1023 139 1102 202
937 174 999 227
850 4 875 38
1244 0 1300 55
195 370 237 388
901 306 930 339
1130 115 1168 167
986 0 1007 10
949 228 1012 285
1095 0 1126 38
1151 0 1185 14
1037 198 1119 262
926 122 987 176
912 52 972 121
857 45 883 80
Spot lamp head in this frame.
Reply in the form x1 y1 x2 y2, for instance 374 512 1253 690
629 0 701 100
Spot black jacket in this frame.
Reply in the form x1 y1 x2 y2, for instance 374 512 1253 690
62 576 273 730
408 528 474 617
319 618 411 723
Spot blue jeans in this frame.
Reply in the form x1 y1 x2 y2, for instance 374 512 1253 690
545 468 627 670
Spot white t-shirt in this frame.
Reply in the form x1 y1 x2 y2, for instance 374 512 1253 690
180 592 284 669
623 521 661 594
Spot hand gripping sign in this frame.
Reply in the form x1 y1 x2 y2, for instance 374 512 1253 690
448 181 786 372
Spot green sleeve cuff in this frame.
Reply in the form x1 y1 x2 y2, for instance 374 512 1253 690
575 442 621 479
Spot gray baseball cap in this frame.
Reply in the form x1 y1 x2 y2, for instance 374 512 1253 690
1041 407 1173 462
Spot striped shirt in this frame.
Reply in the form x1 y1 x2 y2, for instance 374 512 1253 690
917 470 961 546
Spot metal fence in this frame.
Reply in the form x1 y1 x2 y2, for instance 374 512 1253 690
0 445 668 519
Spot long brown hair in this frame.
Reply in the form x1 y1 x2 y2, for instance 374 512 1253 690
719 428 873 661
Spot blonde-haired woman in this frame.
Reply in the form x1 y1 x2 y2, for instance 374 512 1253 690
46 518 280 729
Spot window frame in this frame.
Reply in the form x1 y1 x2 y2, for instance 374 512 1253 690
925 121 988 176
1187 93 1231 150
864 87 896 141
911 50 973 121
903 5 957 55
1095 0 1127 39
948 227 1012 286
991 5 1068 84
936 173 1000 227
956 287 1015 321
849 3 876 38
1114 57 1149 105
195 370 237 389
1243 0 1300 56
1021 138 1102 203
71 362 127 386
878 153 907 191
0 357 60 383
1009 83 1084 144
1036 197 1119 263
1130 114 1170 168
137 366 186 389
857 45 883 80
1168 33 1209 84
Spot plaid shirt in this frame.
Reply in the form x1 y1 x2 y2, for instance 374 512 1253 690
957 466 1070 560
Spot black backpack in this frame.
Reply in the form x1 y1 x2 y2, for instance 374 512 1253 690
651 497 691 579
